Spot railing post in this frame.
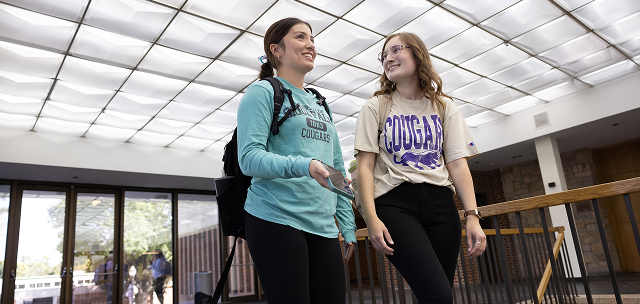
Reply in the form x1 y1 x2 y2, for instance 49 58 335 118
564 203 593 304
458 245 473 304
591 199 622 304
516 212 540 304
376 252 390 304
476 250 492 304
493 215 516 304
364 237 377 304
343 241 353 304
396 269 407 304
623 193 640 258
539 208 565 304
353 240 365 304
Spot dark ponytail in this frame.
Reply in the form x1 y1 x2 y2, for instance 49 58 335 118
260 17 312 79
259 61 274 79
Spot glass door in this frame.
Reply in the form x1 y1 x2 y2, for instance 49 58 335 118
13 189 69 304
71 191 119 304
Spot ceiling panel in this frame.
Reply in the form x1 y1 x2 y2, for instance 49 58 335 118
183 0 276 29
196 60 258 91
297 0 361 16
538 33 608 66
41 100 101 123
0 41 64 78
0 112 37 131
430 27 502 64
573 0 640 30
70 25 151 68
128 130 178 147
157 13 241 58
560 47 625 76
106 92 169 116
510 16 587 54
480 0 562 40
396 7 470 49
313 65 378 93
34 117 90 136
0 93 44 116
442 0 520 23
120 70 188 99
344 0 432 35
137 45 211 80
0 3 78 52
1 0 89 22
314 20 382 61
58 56 131 90
0 0 637 156
580 59 640 85
0 71 53 99
84 0 176 42
460 44 529 76
248 0 336 36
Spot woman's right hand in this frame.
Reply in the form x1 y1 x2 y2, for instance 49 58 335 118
367 217 394 255
309 159 330 190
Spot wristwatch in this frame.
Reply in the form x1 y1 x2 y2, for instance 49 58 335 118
464 209 482 219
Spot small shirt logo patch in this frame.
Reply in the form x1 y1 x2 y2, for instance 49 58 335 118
469 142 475 147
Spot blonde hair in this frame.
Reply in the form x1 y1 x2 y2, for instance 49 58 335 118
373 32 450 114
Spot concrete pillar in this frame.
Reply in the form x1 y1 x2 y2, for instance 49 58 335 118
534 136 581 277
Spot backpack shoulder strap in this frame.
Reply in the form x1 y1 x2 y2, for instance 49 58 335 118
377 95 392 136
261 77 297 135
305 87 332 122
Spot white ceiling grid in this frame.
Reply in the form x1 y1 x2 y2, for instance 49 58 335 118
0 0 639 167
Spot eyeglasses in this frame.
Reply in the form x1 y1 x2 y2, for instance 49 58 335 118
377 44 410 65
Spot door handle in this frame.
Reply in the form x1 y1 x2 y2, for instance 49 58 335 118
60 266 67 278
10 269 16 280
94 264 118 275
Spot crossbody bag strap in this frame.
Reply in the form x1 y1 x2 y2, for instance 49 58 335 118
377 95 392 137
210 236 238 303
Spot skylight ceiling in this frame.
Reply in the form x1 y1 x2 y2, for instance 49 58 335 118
1 0 639 165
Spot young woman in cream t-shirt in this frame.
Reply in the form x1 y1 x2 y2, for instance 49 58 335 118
354 32 486 304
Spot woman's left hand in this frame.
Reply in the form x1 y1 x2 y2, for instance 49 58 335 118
466 218 486 258
343 242 355 264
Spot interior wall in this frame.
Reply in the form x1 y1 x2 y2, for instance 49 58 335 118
471 73 640 154
0 128 224 181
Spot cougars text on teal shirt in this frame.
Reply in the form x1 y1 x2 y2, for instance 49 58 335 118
236 77 356 244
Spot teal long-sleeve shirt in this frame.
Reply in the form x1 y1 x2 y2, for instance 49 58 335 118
237 77 356 244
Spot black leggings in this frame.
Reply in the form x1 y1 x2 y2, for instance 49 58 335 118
376 182 462 304
245 212 346 304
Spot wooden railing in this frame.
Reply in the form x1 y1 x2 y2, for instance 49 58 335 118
341 177 640 304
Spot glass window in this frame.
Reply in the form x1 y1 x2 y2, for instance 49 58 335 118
0 185 10 301
177 194 219 302
122 191 173 304
15 190 66 304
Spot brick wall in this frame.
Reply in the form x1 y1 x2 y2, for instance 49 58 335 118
499 148 621 276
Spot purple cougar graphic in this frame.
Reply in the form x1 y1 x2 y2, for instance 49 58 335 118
394 150 441 170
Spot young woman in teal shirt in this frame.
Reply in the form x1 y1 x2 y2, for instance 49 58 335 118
237 17 356 303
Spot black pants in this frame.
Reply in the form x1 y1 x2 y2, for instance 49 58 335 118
245 212 346 304
376 182 462 304
154 276 166 304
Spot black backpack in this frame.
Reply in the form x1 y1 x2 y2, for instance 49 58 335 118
210 77 329 302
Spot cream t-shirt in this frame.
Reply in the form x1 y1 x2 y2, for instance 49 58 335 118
354 91 480 198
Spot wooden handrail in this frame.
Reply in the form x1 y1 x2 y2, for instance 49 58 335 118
537 231 565 302
458 177 640 221
342 227 564 241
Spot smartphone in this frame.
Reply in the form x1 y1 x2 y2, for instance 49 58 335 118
322 163 355 200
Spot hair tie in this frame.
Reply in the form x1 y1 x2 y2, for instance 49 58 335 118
257 55 268 63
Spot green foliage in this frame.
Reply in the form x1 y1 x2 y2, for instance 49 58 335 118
16 256 59 277
123 201 172 254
